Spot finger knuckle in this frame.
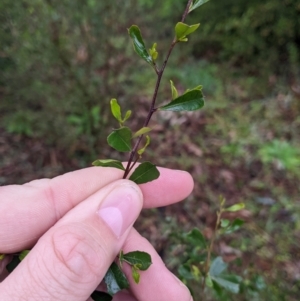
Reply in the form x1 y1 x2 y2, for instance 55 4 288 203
50 225 103 284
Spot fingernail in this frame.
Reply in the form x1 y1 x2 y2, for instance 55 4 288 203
97 183 142 238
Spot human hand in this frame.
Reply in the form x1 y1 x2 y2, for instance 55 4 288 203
0 166 194 301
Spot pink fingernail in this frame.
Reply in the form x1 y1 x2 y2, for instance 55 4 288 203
97 183 142 238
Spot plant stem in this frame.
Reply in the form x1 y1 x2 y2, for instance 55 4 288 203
201 208 223 297
182 0 193 22
123 0 192 178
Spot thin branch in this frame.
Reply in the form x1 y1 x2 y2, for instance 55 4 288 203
123 0 192 178
182 0 193 22
201 208 223 296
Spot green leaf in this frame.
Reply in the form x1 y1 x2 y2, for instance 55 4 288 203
91 291 112 301
132 127 152 138
254 275 266 290
185 228 207 248
170 80 178 99
209 256 227 277
225 218 244 234
209 256 241 293
178 265 194 280
128 25 153 66
206 274 213 287
137 135 150 156
129 162 160 184
132 266 141 284
119 250 124 267
220 219 230 228
122 251 152 271
19 250 30 261
185 85 203 93
189 0 210 13
110 99 131 125
191 265 201 280
211 274 241 294
92 159 125 171
159 89 204 112
6 255 21 273
104 262 129 295
149 42 158 61
123 110 132 122
209 257 242 293
175 22 200 41
225 203 245 212
107 127 132 152
0 254 5 260
110 99 122 123
212 280 223 296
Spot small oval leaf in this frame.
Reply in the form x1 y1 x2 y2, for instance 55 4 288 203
137 135 151 156
191 265 201 280
175 22 200 41
92 159 125 171
220 219 230 228
122 251 152 271
159 89 204 112
129 162 160 184
19 250 30 261
110 99 122 123
128 25 153 65
107 127 132 152
211 275 241 294
209 256 228 277
123 110 132 122
185 228 207 248
132 266 141 284
104 262 129 295
133 127 152 138
225 203 245 212
224 218 245 234
149 42 158 61
206 274 213 287
170 80 178 99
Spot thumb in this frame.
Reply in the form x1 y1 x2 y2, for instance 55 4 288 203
0 180 143 301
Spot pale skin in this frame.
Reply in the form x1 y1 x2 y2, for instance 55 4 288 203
0 166 194 301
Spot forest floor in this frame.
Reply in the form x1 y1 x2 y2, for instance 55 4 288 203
1 64 300 300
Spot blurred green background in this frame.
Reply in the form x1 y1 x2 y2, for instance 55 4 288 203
1 0 300 299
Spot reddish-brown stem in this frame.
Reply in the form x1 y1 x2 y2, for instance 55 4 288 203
182 0 193 21
123 40 176 179
123 0 193 179
128 155 141 174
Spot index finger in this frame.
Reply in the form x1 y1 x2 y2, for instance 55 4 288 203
0 166 193 253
